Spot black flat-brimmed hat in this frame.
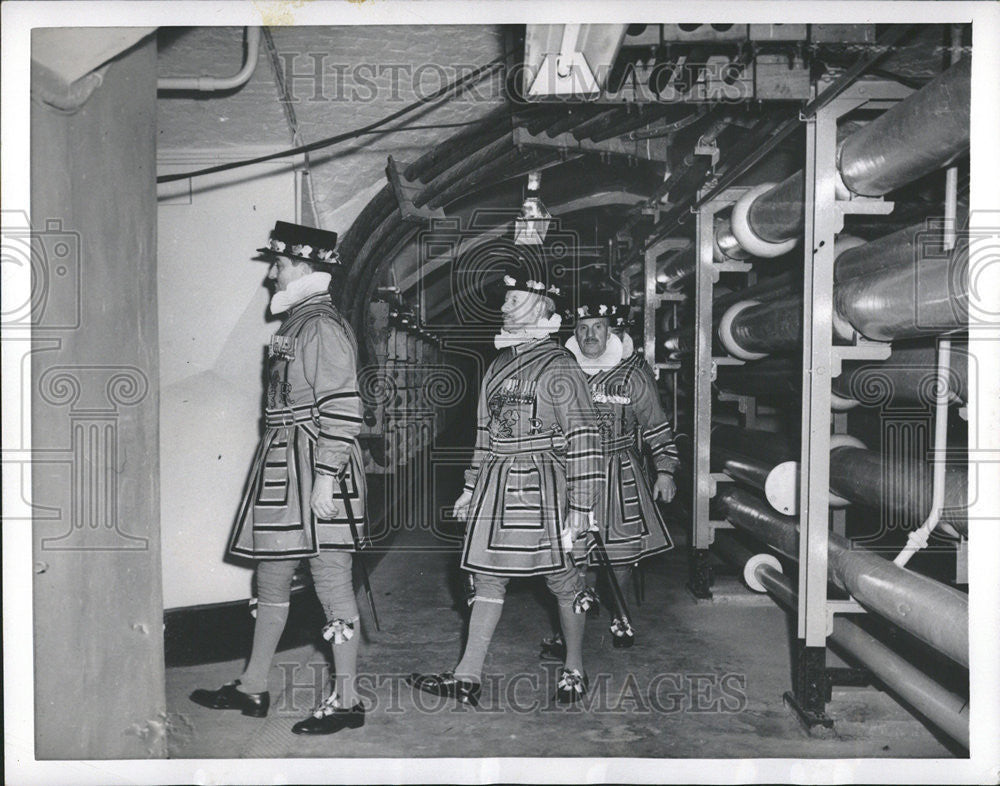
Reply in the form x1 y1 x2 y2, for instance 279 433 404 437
567 294 629 326
501 273 567 311
257 221 341 265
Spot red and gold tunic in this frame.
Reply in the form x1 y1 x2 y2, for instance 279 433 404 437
587 350 678 565
461 338 602 576
229 293 366 560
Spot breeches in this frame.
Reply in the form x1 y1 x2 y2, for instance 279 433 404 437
255 550 359 622
472 565 585 608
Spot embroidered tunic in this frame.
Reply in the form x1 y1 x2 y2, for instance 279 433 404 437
587 349 679 565
461 338 602 576
229 293 366 560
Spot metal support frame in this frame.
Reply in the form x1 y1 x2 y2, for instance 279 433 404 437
689 188 752 598
791 81 905 729
644 237 688 377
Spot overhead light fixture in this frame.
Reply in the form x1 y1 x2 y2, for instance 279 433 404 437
514 170 552 246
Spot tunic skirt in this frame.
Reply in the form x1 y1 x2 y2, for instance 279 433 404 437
585 352 679 566
228 293 366 560
460 339 602 577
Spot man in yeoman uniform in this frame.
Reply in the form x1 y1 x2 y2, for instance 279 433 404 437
190 221 369 735
408 272 603 705
542 293 678 657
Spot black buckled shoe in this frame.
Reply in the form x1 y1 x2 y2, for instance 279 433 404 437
406 671 481 707
539 632 567 662
292 693 366 735
189 680 269 717
610 617 635 649
553 668 589 705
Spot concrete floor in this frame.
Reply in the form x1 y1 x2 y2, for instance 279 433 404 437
166 505 959 759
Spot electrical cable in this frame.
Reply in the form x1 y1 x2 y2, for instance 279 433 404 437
262 26 323 227
157 48 513 184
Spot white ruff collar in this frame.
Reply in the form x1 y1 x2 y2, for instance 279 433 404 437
619 332 635 359
566 333 624 375
494 313 563 349
270 271 332 315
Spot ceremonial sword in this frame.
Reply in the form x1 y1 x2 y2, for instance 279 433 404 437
587 507 636 647
336 464 380 632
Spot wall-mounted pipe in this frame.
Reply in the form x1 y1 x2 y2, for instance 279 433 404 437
715 343 968 408
892 341 955 565
712 535 969 749
829 446 967 538
838 57 971 197
158 27 261 92
715 57 970 256
713 485 969 667
719 239 967 356
711 425 859 513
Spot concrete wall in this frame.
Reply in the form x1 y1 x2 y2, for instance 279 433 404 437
156 159 299 609
157 25 507 231
31 37 166 758
155 26 507 610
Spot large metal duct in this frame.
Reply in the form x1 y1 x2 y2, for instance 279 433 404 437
713 485 969 667
713 535 969 749
718 243 967 356
838 57 971 196
717 57 970 257
833 248 968 342
829 446 968 537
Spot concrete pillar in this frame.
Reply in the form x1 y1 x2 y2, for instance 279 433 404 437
30 37 166 758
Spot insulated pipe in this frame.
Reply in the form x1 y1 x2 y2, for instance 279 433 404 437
714 343 968 409
839 340 968 406
713 217 753 263
833 249 968 342
744 170 804 244
658 246 696 290
835 222 926 284
716 58 970 256
713 485 969 668
158 27 261 92
829 446 968 538
838 57 971 197
712 426 859 512
720 242 967 356
733 551 970 749
711 424 793 466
